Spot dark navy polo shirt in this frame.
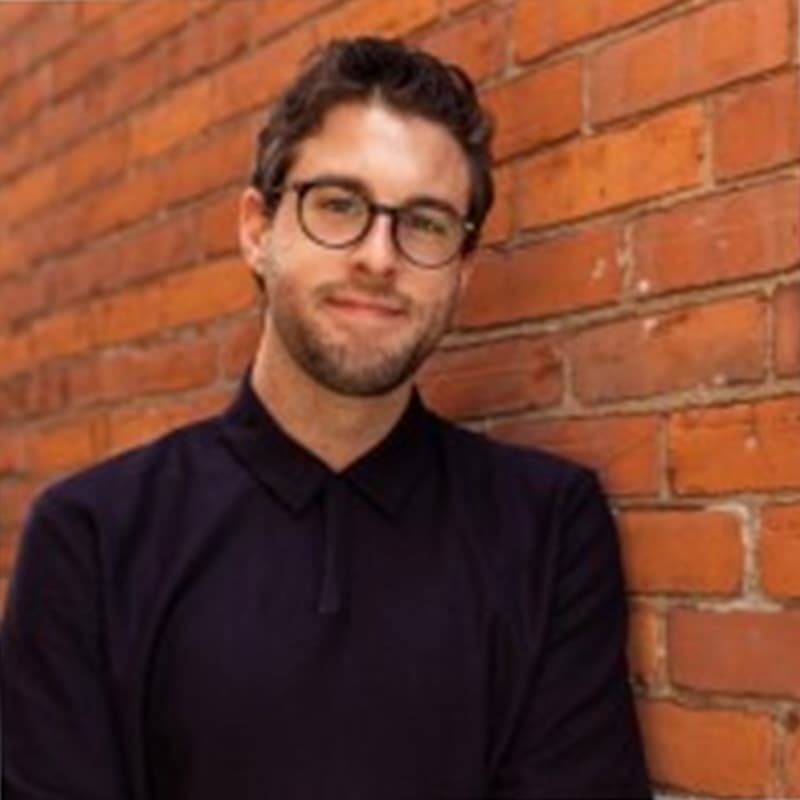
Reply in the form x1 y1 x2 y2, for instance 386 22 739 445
1 375 650 799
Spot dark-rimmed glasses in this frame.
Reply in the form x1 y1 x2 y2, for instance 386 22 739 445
273 179 474 269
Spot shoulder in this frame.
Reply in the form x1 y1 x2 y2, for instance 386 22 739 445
432 411 598 499
38 416 222 518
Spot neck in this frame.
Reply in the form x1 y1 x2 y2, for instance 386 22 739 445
250 321 413 472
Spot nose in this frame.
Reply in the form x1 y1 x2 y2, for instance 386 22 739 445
351 211 399 280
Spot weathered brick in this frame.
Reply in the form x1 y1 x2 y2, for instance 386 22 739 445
760 504 800 599
108 388 229 454
164 122 253 207
569 296 766 403
618 509 743 594
114 0 196 59
518 104 704 229
160 257 255 329
0 274 46 328
0 64 49 131
30 308 94 364
419 337 562 420
198 190 240 258
0 430 26 478
52 25 111 98
211 28 315 123
670 609 800 698
131 78 212 161
59 122 131 201
669 397 800 495
590 0 790 123
514 0 680 62
247 0 329 44
638 700 775 797
90 283 165 348
421 9 507 83
714 71 800 180
788 722 800 798
627 601 661 687
633 179 800 296
490 415 660 497
79 1 124 27
482 59 581 160
1 161 58 225
775 284 800 377
317 0 439 41
458 225 622 328
29 414 107 476
479 164 513 246
221 315 263 378
23 3 79 66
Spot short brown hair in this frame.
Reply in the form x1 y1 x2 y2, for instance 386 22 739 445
251 37 494 254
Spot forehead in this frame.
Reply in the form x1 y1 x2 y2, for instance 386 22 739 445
288 101 471 211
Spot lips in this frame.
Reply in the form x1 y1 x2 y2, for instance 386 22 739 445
325 294 407 317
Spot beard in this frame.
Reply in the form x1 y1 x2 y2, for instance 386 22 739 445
263 255 460 397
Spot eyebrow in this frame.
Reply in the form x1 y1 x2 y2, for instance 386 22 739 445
295 172 467 218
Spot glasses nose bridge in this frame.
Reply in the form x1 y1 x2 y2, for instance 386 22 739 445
362 199 401 250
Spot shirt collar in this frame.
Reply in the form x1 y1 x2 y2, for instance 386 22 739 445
217 372 439 518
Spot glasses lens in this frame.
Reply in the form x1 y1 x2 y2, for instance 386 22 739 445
397 204 465 267
300 183 369 246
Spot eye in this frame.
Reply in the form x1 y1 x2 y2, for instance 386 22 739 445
311 188 365 216
404 208 452 237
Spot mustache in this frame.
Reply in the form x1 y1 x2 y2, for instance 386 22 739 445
314 281 413 313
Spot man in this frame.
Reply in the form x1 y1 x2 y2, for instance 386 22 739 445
1 38 651 799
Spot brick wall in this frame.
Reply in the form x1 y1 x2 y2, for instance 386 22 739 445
0 1 798 796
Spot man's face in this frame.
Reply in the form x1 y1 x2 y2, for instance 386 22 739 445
242 101 474 397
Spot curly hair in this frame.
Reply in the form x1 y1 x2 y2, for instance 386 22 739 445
251 37 494 255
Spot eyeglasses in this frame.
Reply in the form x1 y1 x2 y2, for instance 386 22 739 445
273 179 474 269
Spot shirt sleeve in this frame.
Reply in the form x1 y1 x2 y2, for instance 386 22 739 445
488 470 652 799
0 491 129 799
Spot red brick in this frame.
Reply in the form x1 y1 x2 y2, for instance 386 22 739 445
633 179 800 296
29 414 107 476
247 0 330 44
0 3 44 35
205 1 253 64
490 415 660 497
627 601 661 687
618 509 743 594
514 0 680 62
90 284 165 348
317 0 439 40
419 337 562 420
788 723 800 798
638 700 775 796
0 333 32 380
108 388 229 454
211 28 315 123
670 609 800 698
482 59 581 160
590 0 790 124
0 479 41 529
131 78 212 161
79 2 124 27
30 309 94 364
94 44 167 123
0 64 48 131
1 161 58 225
761 504 800 599
518 104 704 229
714 71 800 179
421 9 507 83
105 215 198 290
24 4 79 65
59 123 131 201
52 25 112 98
113 0 196 59
0 234 31 279
569 296 766 404
0 273 46 328
775 284 800 377
458 226 622 328
33 92 88 161
0 431 26 478
164 122 253 207
166 15 214 83
0 123 33 181
160 257 255 329
479 164 513 246
221 315 262 378
198 190 240 258
669 397 800 495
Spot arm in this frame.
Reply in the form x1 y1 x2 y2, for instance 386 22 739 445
489 471 651 799
1 492 129 799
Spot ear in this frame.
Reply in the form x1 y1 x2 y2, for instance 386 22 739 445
239 188 270 279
